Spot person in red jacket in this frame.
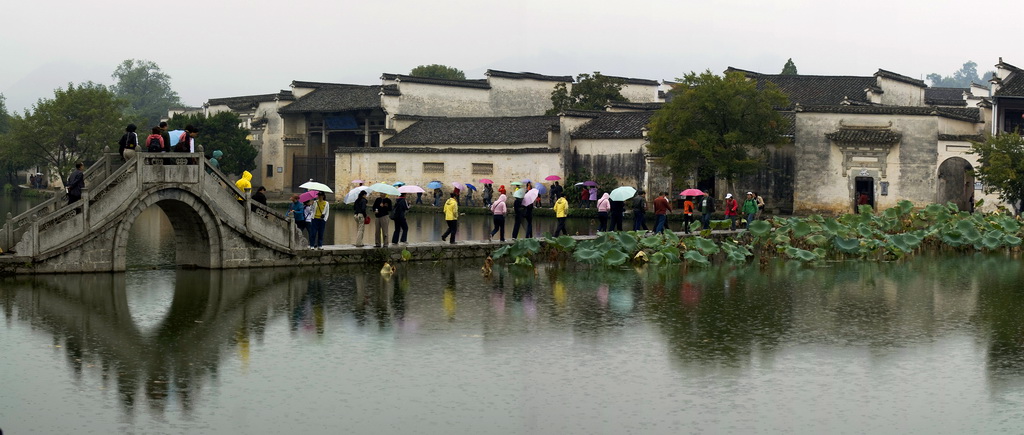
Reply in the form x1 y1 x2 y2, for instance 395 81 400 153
724 193 739 230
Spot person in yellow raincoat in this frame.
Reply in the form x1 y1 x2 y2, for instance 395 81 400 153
235 171 252 203
440 193 459 244
552 193 569 236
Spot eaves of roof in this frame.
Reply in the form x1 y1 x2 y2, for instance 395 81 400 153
485 69 573 82
874 69 927 88
797 105 982 123
336 147 559 154
380 73 491 89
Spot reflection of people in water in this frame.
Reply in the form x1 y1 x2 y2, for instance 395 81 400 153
444 270 457 320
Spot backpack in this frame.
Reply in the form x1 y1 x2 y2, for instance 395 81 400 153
174 132 190 152
147 135 162 152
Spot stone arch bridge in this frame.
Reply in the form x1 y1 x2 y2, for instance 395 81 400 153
1 151 303 274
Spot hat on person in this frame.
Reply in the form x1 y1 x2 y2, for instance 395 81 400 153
726 193 733 198
746 191 753 195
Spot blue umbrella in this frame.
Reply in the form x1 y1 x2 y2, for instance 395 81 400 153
392 181 406 187
535 183 548 194
427 181 443 189
521 179 533 184
465 183 477 191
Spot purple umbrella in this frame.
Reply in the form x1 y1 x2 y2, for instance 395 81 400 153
522 188 540 206
583 180 598 187
535 183 548 195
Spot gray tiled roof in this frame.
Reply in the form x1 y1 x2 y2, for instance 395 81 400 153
726 68 877 106
486 70 573 82
336 147 559 155
798 105 982 123
380 73 491 89
603 75 661 86
279 85 383 113
825 128 902 145
606 102 664 111
207 92 293 110
925 87 968 106
995 67 1024 97
572 111 654 140
938 134 984 142
383 116 558 145
874 69 927 88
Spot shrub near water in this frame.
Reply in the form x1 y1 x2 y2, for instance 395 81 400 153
489 200 1023 268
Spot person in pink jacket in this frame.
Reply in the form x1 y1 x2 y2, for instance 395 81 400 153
488 193 507 241
596 192 611 232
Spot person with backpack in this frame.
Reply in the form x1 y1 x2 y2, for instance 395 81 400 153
742 192 759 228
146 127 164 152
175 125 198 153
724 193 739 231
118 124 139 161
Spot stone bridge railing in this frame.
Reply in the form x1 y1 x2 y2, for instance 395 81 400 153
1 148 298 260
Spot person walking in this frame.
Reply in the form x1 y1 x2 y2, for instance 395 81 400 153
742 192 759 228
511 187 525 239
353 190 368 247
433 187 443 207
549 181 563 207
524 190 535 238
391 193 409 245
440 193 459 244
209 150 223 171
251 186 268 212
415 192 423 205
489 193 507 241
308 191 330 249
580 187 590 208
118 124 139 161
699 192 715 231
632 190 648 231
553 193 569 236
724 193 739 231
597 192 610 231
288 194 308 235
452 185 461 204
589 186 598 208
465 188 476 206
683 196 695 234
653 191 672 234
610 199 625 231
755 192 766 220
483 183 493 208
372 192 393 248
66 162 85 204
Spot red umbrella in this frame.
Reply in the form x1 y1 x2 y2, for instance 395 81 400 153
544 175 561 181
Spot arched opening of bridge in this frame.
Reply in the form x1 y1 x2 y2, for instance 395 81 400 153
936 157 974 212
114 189 223 271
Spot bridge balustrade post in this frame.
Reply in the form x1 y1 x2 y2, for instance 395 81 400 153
244 190 251 231
80 188 89 233
3 212 11 251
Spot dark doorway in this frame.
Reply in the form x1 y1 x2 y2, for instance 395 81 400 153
292 156 335 194
854 177 874 212
936 157 974 212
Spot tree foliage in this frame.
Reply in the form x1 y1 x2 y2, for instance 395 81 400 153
9 82 125 182
647 70 791 185
409 64 466 80
781 58 798 75
0 93 34 185
111 59 182 127
168 111 255 176
969 132 1024 215
546 72 627 115
927 60 994 88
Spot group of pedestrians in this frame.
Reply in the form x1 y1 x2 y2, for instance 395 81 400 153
118 122 200 161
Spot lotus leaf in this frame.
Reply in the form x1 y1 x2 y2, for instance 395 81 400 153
955 220 981 242
785 246 819 262
690 237 720 255
573 247 605 264
602 249 629 266
551 235 577 251
747 220 773 238
1004 235 1022 247
834 237 862 254
791 221 813 238
492 245 510 259
683 250 710 266
512 256 533 267
805 234 830 246
658 246 682 263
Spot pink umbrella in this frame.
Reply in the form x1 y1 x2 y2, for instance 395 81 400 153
398 185 425 194
680 188 705 196
479 178 494 184
299 190 319 203
522 188 540 206
351 179 364 184
544 175 561 181
451 182 463 189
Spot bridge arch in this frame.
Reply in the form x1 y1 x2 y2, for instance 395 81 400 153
113 187 224 271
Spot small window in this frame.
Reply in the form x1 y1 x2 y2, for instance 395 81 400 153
378 162 397 173
266 164 273 178
471 163 493 175
423 162 445 173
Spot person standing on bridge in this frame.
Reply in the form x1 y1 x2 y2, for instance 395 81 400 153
353 190 368 247
391 193 410 245
118 124 139 161
372 192 393 248
308 191 330 250
66 162 85 204
440 193 459 244
552 192 569 237
488 193 507 242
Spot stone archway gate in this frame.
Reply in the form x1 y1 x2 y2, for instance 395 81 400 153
1 149 302 274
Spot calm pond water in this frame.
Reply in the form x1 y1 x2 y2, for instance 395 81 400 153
5 196 1024 433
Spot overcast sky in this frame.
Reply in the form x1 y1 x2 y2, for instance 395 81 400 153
1 0 1017 112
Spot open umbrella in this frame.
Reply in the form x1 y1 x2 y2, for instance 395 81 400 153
393 181 406 187
369 182 401 196
510 181 523 187
427 181 443 189
479 178 494 184
574 182 586 187
680 188 705 197
352 179 364 184
609 186 638 201
513 187 526 199
299 181 334 193
398 185 425 194
544 175 561 181
465 183 477 191
342 186 372 204
521 179 532 185
583 180 598 187
451 181 463 190
522 188 540 206
535 183 547 195
299 190 319 203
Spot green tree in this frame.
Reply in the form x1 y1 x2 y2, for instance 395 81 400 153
546 72 627 115
10 82 125 182
111 59 182 127
781 58 798 75
0 93 11 134
409 64 466 80
647 70 790 187
168 111 254 176
969 132 1024 215
927 60 994 88
0 94 34 185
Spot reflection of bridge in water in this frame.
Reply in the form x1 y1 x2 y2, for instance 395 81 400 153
0 268 311 416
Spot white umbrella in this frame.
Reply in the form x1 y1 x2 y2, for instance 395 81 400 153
368 182 401 196
522 188 540 206
343 186 373 204
398 185 425 194
300 181 334 193
609 186 638 202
